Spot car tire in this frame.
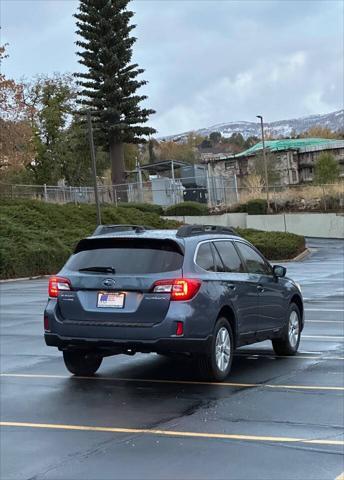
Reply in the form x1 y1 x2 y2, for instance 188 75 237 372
272 303 301 356
197 317 234 381
63 350 103 376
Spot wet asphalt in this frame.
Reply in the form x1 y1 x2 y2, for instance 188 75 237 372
0 238 343 480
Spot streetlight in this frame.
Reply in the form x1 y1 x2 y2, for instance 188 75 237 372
256 115 271 212
87 110 102 226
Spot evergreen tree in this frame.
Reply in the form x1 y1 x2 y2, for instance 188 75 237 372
75 0 156 185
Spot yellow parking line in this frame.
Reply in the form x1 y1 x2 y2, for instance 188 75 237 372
1 373 343 391
1 421 343 446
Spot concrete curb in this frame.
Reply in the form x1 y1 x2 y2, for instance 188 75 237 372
0 275 50 284
271 248 310 264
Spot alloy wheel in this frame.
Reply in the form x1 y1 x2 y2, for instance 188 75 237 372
215 327 231 372
288 310 300 348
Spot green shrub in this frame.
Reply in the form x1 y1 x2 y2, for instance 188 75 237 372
116 202 164 215
229 203 247 213
237 228 305 260
165 201 209 216
246 199 268 215
0 200 179 279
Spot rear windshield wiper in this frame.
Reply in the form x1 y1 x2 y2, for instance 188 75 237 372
78 266 116 274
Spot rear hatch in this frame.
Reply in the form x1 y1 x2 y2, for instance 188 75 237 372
57 236 184 326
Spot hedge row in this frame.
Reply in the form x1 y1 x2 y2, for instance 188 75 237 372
116 202 164 215
165 201 209 216
0 200 179 279
238 228 305 260
0 200 305 279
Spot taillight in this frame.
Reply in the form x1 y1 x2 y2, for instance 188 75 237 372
48 276 71 297
152 278 201 301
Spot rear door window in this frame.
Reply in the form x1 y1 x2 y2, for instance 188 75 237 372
214 241 245 273
212 243 225 272
66 238 183 274
235 242 272 275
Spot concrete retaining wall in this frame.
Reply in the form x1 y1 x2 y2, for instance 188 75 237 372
164 212 344 238
247 213 344 239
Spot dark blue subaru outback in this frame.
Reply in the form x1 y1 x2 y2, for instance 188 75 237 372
44 224 304 381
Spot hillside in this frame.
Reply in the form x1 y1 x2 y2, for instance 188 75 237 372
163 109 344 141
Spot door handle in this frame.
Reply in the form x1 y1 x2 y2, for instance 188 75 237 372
257 285 265 293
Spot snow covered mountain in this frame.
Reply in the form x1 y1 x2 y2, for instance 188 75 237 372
163 110 344 141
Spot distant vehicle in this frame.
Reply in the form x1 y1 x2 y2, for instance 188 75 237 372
44 224 304 381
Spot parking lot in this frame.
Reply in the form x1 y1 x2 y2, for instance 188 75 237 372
0 238 343 480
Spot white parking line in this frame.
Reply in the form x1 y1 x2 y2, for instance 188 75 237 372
234 352 344 360
302 335 344 341
306 320 343 324
305 309 344 312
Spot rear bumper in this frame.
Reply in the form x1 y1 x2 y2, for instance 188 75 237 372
45 332 213 355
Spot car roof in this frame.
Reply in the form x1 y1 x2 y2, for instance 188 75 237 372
89 229 240 242
90 229 179 240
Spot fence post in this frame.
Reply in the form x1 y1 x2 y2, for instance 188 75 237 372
234 174 239 203
322 185 327 211
44 184 48 202
206 170 212 208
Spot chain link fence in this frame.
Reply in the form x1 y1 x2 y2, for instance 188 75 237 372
0 178 343 212
0 175 239 207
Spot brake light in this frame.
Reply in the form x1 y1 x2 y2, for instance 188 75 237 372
48 276 71 297
152 278 201 301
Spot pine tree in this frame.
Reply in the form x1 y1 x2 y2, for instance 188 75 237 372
75 0 156 185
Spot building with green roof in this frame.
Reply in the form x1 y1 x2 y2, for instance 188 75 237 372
204 138 344 186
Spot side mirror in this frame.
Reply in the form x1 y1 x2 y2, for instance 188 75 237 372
273 265 287 278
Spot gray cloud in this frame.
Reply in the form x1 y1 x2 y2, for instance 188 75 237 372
2 0 343 136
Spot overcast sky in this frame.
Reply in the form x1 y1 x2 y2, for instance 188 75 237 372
1 0 343 136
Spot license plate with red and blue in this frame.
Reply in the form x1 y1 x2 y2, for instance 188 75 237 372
97 292 125 308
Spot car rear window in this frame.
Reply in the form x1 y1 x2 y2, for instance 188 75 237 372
66 238 184 274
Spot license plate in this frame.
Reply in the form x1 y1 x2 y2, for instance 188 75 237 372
97 292 125 308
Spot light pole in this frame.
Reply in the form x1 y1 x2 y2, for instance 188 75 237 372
87 110 102 226
256 115 271 212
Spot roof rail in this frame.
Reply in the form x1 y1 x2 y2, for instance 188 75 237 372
176 225 239 238
92 224 153 236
